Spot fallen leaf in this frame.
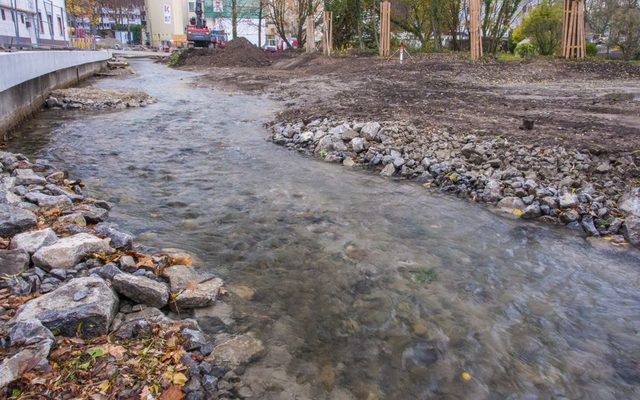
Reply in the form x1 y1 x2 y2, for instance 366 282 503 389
513 209 523 217
97 380 110 392
161 385 184 400
172 372 188 386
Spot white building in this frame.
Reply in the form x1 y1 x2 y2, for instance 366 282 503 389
0 0 68 48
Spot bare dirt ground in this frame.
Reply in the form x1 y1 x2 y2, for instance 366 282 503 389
184 52 640 155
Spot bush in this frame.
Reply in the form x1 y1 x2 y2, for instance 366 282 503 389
167 50 183 67
586 41 598 57
515 42 537 58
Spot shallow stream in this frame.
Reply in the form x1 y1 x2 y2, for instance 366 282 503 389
7 60 640 399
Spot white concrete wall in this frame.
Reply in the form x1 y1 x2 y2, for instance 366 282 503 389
0 50 111 91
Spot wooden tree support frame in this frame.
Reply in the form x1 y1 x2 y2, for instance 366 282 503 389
469 0 482 60
306 16 315 53
561 0 585 59
379 1 391 58
323 11 333 56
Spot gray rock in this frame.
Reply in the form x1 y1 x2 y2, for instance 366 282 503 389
497 197 525 213
559 192 578 209
298 131 314 143
342 157 356 167
0 249 29 275
206 334 265 370
618 187 640 217
622 216 640 246
162 265 223 309
97 263 122 280
351 137 368 153
49 268 67 280
13 169 46 186
380 163 395 177
360 122 381 141
7 276 32 295
521 203 542 219
56 212 87 228
595 162 611 173
201 374 219 394
14 277 119 337
340 129 359 141
10 318 54 346
24 192 72 209
328 123 350 136
119 255 137 272
559 210 579 223
45 184 83 201
32 233 110 270
0 204 37 237
0 329 53 389
182 328 208 351
112 273 169 308
580 216 600 236
94 223 133 249
72 204 109 223
10 228 58 254
483 179 502 202
0 152 19 171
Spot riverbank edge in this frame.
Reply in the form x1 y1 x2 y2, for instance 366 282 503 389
0 150 262 399
267 118 640 249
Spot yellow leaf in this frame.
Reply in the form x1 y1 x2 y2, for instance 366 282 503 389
513 209 523 217
461 372 472 381
98 380 110 392
172 372 188 386
602 236 613 241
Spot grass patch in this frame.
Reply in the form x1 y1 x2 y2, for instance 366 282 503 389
413 268 437 284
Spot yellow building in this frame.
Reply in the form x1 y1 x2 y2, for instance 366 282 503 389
144 0 187 48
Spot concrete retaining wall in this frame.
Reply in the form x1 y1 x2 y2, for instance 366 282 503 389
0 50 112 135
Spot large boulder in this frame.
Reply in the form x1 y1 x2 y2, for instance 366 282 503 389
0 204 37 237
206 334 265 370
0 249 30 275
14 277 119 337
32 233 110 270
10 228 58 254
112 273 169 308
497 197 525 214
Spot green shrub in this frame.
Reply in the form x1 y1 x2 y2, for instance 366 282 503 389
586 41 598 57
167 50 183 67
515 42 537 58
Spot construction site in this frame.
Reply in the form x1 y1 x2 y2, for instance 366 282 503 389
2 0 640 399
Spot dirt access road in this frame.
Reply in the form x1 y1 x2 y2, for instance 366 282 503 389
185 53 640 155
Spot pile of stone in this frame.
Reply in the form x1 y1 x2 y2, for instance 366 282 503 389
269 119 640 247
0 151 264 399
45 87 154 110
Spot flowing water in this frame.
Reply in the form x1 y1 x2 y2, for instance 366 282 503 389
7 60 640 399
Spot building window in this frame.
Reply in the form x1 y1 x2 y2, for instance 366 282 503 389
0 9 5 21
189 2 195 12
38 12 44 33
57 16 62 35
47 14 53 35
20 13 24 24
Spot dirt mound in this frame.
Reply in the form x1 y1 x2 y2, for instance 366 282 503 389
176 37 271 68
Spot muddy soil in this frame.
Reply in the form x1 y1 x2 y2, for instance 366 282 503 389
187 53 640 155
176 37 272 67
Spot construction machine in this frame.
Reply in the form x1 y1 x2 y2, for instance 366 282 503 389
186 0 211 48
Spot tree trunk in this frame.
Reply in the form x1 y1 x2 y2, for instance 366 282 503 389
258 0 263 47
232 0 238 39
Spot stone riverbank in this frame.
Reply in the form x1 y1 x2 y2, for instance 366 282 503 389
269 119 640 247
0 150 263 399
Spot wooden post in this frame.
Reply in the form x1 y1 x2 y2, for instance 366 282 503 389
469 0 482 59
561 0 585 58
323 11 333 56
306 16 314 53
379 1 390 58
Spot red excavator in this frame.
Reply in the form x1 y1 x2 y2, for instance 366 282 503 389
186 0 211 48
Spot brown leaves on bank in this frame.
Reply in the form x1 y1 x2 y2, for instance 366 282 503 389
9 324 189 400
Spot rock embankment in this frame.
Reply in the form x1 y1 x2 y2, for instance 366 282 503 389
269 119 640 246
0 151 262 399
45 87 155 110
